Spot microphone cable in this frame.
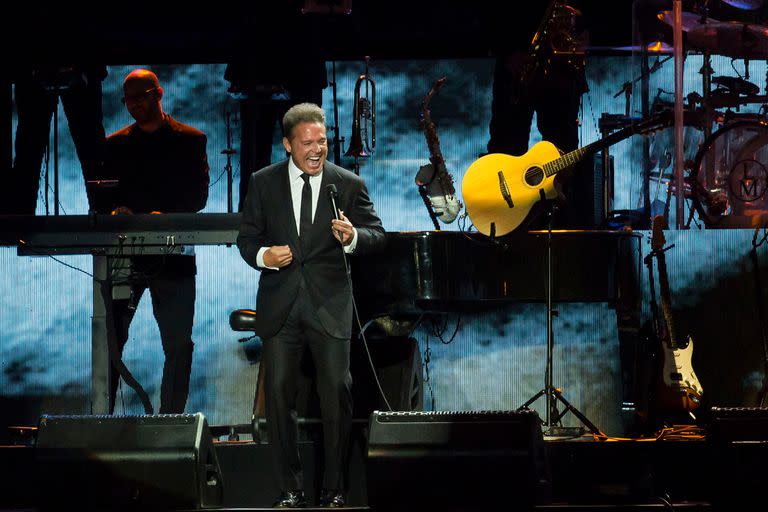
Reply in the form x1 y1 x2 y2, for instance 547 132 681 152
327 184 393 412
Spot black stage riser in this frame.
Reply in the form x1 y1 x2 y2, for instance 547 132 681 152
6 408 768 509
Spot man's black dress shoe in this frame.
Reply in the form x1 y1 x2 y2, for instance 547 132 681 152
273 490 307 508
319 489 345 508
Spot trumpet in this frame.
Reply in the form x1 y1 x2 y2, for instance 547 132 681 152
345 60 376 160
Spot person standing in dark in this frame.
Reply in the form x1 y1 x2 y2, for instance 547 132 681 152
2 65 108 215
102 68 209 414
225 58 327 212
237 103 384 508
224 0 327 212
487 1 590 226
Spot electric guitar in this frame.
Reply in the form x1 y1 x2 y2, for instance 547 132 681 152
650 215 703 415
462 114 670 237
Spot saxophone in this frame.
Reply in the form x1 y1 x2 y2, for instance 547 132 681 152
416 77 462 224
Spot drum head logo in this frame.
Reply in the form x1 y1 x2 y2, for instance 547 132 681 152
729 159 768 203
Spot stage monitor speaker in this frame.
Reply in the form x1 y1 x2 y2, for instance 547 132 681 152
708 406 768 441
352 336 423 418
707 407 768 507
367 409 550 511
35 413 223 510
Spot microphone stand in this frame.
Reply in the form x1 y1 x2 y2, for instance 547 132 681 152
518 199 605 437
330 61 343 166
417 184 441 230
613 81 633 118
222 111 236 213
673 0 685 228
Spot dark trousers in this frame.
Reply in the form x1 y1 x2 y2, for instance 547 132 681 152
109 275 196 414
488 55 592 227
5 75 106 214
262 282 352 491
487 55 582 157
237 88 323 211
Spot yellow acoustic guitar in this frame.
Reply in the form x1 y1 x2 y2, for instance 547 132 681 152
462 115 670 237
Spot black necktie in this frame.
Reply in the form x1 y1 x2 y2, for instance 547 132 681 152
299 173 312 251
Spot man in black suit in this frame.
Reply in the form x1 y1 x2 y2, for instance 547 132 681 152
237 103 385 508
102 68 209 414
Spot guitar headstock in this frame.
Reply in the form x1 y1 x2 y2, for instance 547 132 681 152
651 214 668 252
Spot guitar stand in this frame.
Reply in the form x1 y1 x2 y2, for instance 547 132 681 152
518 198 606 438
417 183 441 230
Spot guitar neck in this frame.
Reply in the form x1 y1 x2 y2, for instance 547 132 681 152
542 122 646 177
645 254 664 342
656 254 680 350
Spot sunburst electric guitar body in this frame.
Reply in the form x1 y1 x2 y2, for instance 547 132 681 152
651 216 703 416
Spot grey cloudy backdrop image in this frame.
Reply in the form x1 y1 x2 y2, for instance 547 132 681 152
1 58 765 435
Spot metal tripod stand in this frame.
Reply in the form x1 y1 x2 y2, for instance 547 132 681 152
518 202 606 438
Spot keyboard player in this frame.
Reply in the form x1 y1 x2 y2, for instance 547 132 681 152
99 68 209 414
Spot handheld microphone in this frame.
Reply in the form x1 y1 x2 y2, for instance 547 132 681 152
326 184 341 220
326 183 349 261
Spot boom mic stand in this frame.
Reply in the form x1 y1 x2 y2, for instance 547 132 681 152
518 198 606 438
330 61 343 166
222 111 236 213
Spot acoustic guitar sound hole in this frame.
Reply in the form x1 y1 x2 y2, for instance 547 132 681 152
525 166 544 186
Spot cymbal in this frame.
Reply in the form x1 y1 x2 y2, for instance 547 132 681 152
688 21 768 58
657 10 720 31
722 0 764 10
646 40 674 53
611 41 674 53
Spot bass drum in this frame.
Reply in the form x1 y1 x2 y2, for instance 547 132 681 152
691 119 768 227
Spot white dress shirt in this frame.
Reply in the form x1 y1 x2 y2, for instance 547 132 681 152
256 157 357 269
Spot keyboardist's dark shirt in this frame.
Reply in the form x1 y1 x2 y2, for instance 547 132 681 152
103 114 210 277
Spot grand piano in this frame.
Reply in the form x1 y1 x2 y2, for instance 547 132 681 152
350 229 644 424
352 229 640 315
0 214 643 421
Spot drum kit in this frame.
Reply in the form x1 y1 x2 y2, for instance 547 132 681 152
626 0 768 227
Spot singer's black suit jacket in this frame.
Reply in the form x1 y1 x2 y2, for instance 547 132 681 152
237 159 385 339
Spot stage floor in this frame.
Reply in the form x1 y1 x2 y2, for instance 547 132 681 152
1 420 761 511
